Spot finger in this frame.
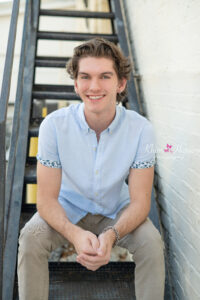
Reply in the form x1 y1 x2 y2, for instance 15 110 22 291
97 237 107 256
77 253 98 263
77 257 102 271
82 241 98 255
78 253 107 266
90 235 100 251
83 246 97 255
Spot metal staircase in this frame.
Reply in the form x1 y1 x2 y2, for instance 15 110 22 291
0 0 163 299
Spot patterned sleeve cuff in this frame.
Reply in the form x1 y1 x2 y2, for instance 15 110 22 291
36 155 62 168
131 159 155 169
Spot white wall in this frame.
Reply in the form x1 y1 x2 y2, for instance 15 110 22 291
123 0 200 299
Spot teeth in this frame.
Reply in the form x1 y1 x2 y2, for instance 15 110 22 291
88 95 103 100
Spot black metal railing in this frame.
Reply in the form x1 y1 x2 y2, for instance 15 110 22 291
3 0 40 298
0 1 21 298
4 0 31 240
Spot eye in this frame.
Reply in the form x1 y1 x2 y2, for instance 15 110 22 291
80 75 89 79
102 75 110 79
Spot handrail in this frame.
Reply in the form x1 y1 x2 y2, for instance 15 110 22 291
0 0 20 299
5 0 30 243
3 1 40 298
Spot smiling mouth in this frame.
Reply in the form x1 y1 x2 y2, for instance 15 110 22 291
87 95 105 100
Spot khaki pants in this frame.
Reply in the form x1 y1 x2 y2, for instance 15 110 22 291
18 208 165 300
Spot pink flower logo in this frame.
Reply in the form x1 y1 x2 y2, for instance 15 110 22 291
164 144 173 153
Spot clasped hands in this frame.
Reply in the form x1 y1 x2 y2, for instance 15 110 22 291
73 229 115 271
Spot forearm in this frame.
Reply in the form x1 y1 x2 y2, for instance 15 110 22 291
114 197 151 239
37 199 82 243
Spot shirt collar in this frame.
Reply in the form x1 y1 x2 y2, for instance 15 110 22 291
77 103 122 134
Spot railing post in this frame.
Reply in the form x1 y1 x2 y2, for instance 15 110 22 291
3 0 41 298
0 123 6 300
0 1 20 299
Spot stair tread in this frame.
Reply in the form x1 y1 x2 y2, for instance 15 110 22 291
29 126 39 137
32 91 80 100
37 31 118 42
33 84 74 91
24 164 36 183
32 84 79 100
14 262 135 300
39 9 115 19
35 56 70 68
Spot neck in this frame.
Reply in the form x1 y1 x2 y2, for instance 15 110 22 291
84 108 116 136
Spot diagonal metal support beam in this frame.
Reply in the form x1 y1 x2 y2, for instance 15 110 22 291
3 1 40 299
0 1 20 299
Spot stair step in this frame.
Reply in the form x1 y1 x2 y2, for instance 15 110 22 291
35 56 70 68
26 157 37 165
14 262 135 299
34 84 74 92
21 203 36 213
29 126 39 137
32 84 80 100
37 31 118 42
24 165 36 184
39 9 115 19
33 91 80 100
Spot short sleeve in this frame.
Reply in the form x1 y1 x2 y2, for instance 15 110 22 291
36 117 61 168
131 122 156 169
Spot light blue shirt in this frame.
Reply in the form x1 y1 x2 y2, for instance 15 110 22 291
37 103 156 224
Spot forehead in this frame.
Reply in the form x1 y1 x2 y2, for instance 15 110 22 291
78 56 116 74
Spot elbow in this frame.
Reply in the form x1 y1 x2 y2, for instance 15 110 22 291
36 197 43 214
36 202 42 214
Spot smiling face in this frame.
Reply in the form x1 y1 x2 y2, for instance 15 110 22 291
74 57 126 119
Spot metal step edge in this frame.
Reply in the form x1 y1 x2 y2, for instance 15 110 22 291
35 56 70 68
48 261 135 280
29 127 39 137
33 84 74 91
32 91 80 100
26 157 37 165
21 203 36 213
37 31 118 42
39 9 115 19
24 165 36 184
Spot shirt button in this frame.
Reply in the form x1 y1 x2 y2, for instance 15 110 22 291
94 147 97 151
95 193 98 197
95 170 99 175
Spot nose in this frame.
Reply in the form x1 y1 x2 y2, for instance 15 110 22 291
89 78 101 91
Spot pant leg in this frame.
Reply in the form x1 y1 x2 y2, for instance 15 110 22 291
87 210 165 300
17 212 68 300
118 218 165 300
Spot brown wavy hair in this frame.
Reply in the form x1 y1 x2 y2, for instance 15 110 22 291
66 38 132 103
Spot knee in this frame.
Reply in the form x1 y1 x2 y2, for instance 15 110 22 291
134 227 165 267
18 225 40 257
18 219 50 258
129 219 165 263
144 231 164 261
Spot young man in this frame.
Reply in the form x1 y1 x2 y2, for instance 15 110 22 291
18 38 165 300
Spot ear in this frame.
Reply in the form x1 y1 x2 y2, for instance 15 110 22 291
117 78 127 94
74 80 78 94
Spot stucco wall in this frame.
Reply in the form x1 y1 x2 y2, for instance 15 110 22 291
123 0 200 299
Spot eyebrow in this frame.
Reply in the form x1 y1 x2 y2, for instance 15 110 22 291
78 71 114 76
